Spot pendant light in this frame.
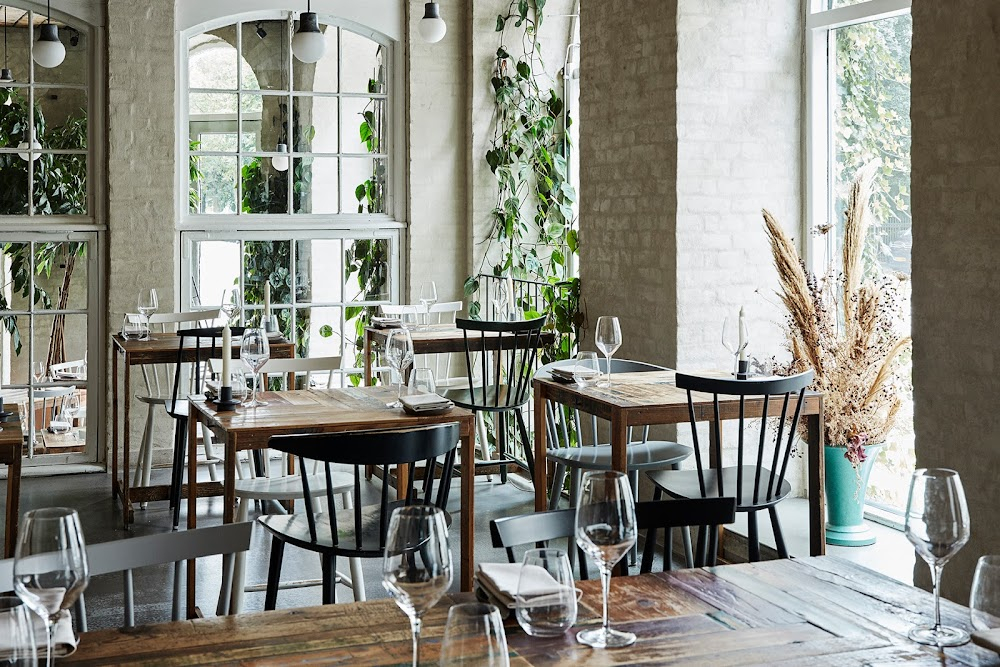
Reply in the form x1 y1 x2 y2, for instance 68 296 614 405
272 143 289 172
0 7 14 85
291 0 325 63
33 0 65 69
272 23 289 172
418 3 447 43
17 135 41 161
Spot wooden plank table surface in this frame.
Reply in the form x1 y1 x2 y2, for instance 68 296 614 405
64 556 997 666
533 370 826 556
0 405 23 557
110 333 294 529
186 385 477 616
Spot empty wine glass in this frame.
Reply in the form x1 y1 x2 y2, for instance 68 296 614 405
515 548 578 637
594 317 622 388
419 282 438 328
137 289 158 342
240 328 270 408
408 368 436 394
575 470 637 648
722 316 750 378
904 468 971 647
492 283 510 321
13 507 89 667
440 602 509 667
221 288 242 325
32 362 47 385
573 352 601 387
385 328 414 408
971 555 1000 632
0 595 38 666
61 394 81 442
382 506 453 667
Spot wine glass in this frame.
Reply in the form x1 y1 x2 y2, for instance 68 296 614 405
722 317 750 378
492 283 510 321
62 394 81 442
515 548 578 637
971 555 1000 632
382 506 453 667
408 368 436 394
594 317 622 388
385 328 414 408
221 288 242 325
575 470 637 648
13 507 89 667
240 328 270 408
904 468 971 647
419 281 438 328
0 595 38 666
137 289 158 342
439 602 509 667
32 361 47 385
573 351 601 387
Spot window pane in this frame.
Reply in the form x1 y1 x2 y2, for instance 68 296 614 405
305 306 343 358
190 155 237 214
189 240 240 309
34 154 86 215
243 239 291 315
5 313 30 384
293 156 338 214
341 97 385 155
33 20 86 86
344 238 390 303
31 241 88 310
295 239 343 303
189 93 238 148
189 33 238 90
1 16 30 84
293 95 337 153
342 157 386 214
341 31 385 95
241 20 288 92
243 94 287 153
0 151 28 214
38 88 87 150
292 24 338 93
241 156 288 214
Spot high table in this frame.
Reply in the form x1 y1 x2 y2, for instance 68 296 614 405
186 385 477 615
533 370 827 555
0 406 23 557
110 333 294 529
63 556 997 666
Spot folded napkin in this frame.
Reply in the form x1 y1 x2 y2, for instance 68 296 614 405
372 316 402 328
47 421 72 433
0 608 78 659
400 393 454 413
475 562 564 610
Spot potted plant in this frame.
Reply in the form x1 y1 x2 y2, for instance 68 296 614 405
763 164 910 546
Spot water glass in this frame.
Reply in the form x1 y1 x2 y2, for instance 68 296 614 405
0 595 38 666
515 548 577 637
401 306 420 331
439 602 509 667
120 314 147 340
408 368 436 394
971 555 1000 632
240 328 270 408
573 352 601 387
594 317 622 388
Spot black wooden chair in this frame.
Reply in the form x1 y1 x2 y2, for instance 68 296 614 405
442 316 546 484
258 423 460 609
489 508 589 579
636 497 737 571
167 326 244 528
645 371 814 562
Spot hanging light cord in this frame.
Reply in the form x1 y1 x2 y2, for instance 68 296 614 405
46 0 51 24
3 8 7 66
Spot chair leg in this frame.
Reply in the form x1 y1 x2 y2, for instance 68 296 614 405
349 557 366 602
695 526 708 567
264 538 285 611
682 525 694 569
548 463 567 510
226 499 250 615
170 418 188 529
514 409 535 484
133 405 155 509
709 525 720 566
747 511 760 563
497 412 508 484
202 425 218 483
768 506 789 559
628 470 639 566
640 525 657 574
321 553 337 605
569 468 581 508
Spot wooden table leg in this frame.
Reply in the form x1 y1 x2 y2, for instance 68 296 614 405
533 383 547 512
112 349 119 499
5 452 20 558
121 359 133 529
460 416 474 592
806 407 826 556
187 409 199 619
611 408 629 576
709 421 724 557
396 463 409 501
363 329 373 387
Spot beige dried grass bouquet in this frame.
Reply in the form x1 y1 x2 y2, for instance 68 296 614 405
764 164 910 468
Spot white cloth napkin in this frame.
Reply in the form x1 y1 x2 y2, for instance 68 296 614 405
400 393 454 413
0 608 78 659
372 316 402 328
475 562 564 609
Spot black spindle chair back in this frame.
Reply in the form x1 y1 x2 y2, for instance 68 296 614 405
455 316 547 412
636 497 737 571
489 508 590 579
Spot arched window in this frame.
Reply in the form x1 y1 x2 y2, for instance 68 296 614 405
181 14 398 374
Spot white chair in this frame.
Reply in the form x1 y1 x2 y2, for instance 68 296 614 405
49 358 87 380
227 355 366 614
132 310 223 509
28 386 77 454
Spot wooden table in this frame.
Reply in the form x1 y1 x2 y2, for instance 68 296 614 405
533 370 826 556
64 556 998 666
111 333 294 528
0 406 23 558
186 386 477 613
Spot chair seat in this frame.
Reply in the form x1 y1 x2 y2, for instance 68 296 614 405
234 471 354 502
136 394 172 406
258 502 453 558
646 466 791 511
547 441 692 471
442 386 524 411
162 400 189 419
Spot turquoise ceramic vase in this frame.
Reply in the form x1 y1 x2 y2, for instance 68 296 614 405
824 443 883 547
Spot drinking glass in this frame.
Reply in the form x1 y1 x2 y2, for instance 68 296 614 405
594 317 622 388
32 362 47 385
0 595 38 666
419 281 438 328
515 548 578 637
573 352 601 387
382 506 453 667
492 283 510 321
137 289 158 341
221 288 242 325
400 306 420 331
13 508 89 667
971 555 1000 632
61 395 81 442
440 602 509 667
408 368 436 394
904 468 971 646
240 328 270 408
385 328 414 408
575 470 637 648
722 316 750 378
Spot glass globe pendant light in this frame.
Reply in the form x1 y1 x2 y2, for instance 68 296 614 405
18 135 41 161
272 143 289 172
291 0 325 63
0 7 14 86
418 3 447 43
33 0 65 69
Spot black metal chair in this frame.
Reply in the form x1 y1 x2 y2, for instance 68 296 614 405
489 508 589 579
636 497 737 572
166 326 244 528
645 371 814 562
258 423 460 609
442 316 546 484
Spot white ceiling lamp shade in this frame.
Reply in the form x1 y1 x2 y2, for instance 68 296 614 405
292 1 325 63
418 2 447 43
272 143 289 172
18 137 42 161
34 0 66 69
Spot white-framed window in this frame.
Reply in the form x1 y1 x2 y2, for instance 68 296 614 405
807 0 912 512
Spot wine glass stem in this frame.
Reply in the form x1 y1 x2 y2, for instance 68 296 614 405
251 372 259 405
931 561 944 634
600 564 612 636
605 354 613 386
45 618 55 667
409 615 422 667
